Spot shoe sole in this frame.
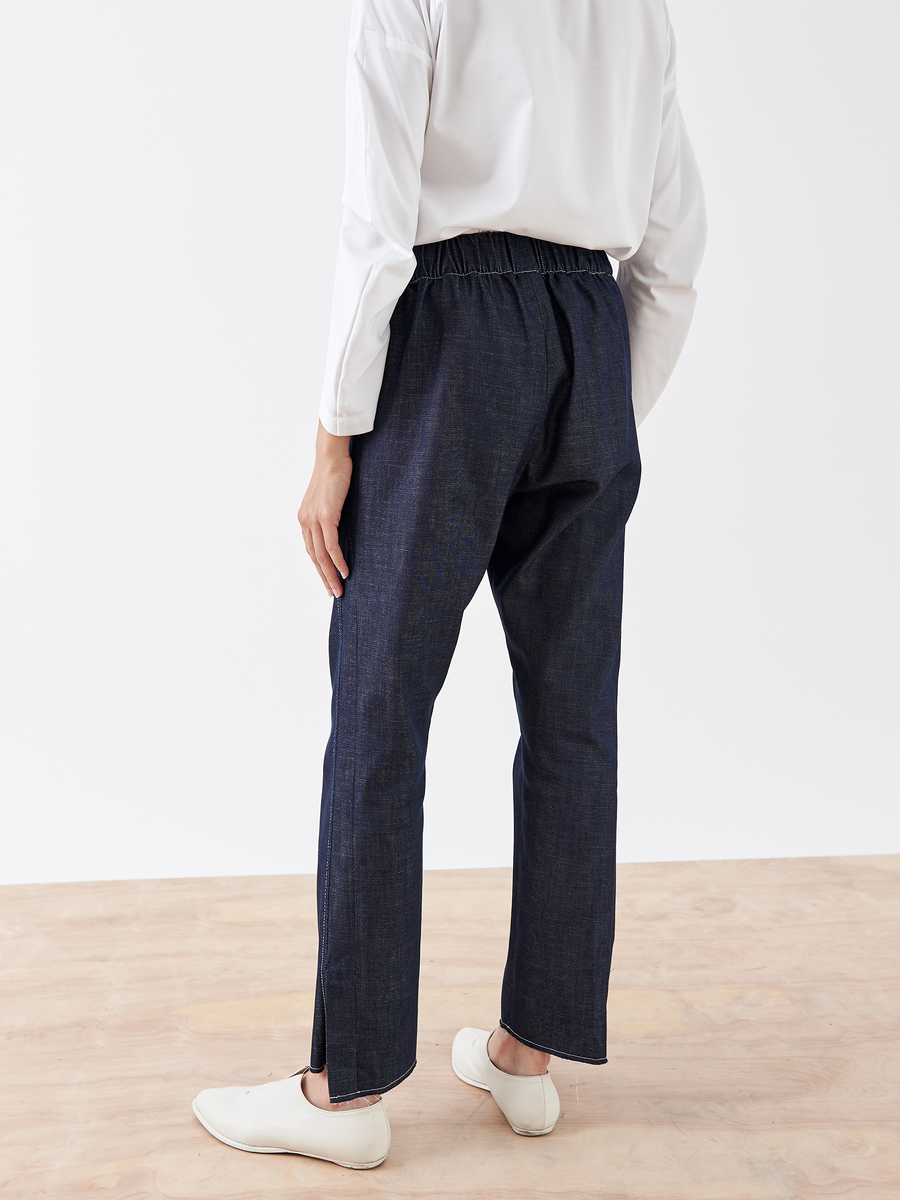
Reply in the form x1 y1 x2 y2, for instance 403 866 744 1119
451 1056 557 1137
191 1099 387 1169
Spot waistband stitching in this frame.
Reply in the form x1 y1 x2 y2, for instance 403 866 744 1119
411 267 612 281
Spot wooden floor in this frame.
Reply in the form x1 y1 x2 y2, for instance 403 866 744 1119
1 855 898 1199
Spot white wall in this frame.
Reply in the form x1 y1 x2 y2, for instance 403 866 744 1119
1 0 897 885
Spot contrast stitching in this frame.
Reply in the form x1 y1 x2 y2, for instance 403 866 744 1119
499 1019 608 1064
410 267 612 281
349 529 361 1091
317 584 344 1071
327 1058 418 1104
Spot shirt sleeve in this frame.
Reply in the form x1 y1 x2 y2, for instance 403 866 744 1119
615 8 707 427
318 0 433 437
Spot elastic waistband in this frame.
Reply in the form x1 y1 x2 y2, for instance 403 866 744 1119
411 230 612 282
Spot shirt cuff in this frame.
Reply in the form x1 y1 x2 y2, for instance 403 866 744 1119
318 342 390 437
317 406 376 437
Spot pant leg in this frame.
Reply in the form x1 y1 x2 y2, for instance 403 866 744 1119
308 241 553 1102
488 263 641 1064
308 231 640 1101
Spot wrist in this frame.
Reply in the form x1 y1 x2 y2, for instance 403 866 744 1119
316 421 351 463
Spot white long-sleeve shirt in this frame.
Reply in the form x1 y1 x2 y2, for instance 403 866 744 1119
318 0 707 437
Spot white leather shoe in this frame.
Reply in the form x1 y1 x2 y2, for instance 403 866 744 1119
192 1067 390 1169
452 1027 560 1135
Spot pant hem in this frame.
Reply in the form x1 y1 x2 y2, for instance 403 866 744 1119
325 1057 418 1104
499 1018 609 1065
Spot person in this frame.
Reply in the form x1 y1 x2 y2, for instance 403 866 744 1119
192 0 706 1170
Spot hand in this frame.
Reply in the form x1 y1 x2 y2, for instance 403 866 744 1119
297 422 353 598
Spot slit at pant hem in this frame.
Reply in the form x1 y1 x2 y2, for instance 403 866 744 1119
306 1058 418 1104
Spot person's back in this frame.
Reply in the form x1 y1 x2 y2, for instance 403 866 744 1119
421 0 671 250
194 0 707 1171
323 0 705 436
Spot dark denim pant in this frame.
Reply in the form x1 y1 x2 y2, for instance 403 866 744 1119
309 230 641 1102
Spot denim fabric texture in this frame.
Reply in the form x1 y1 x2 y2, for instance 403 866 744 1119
309 230 642 1103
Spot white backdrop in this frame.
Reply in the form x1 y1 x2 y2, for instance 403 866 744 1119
1 0 897 885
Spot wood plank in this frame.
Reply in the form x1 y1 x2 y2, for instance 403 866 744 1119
1 855 897 1198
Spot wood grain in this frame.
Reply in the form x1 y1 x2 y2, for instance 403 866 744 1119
1 855 897 1198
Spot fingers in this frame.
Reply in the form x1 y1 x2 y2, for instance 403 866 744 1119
310 522 346 599
322 523 350 582
300 523 330 595
296 452 353 598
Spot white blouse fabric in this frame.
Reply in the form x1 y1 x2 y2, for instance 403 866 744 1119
318 0 707 437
